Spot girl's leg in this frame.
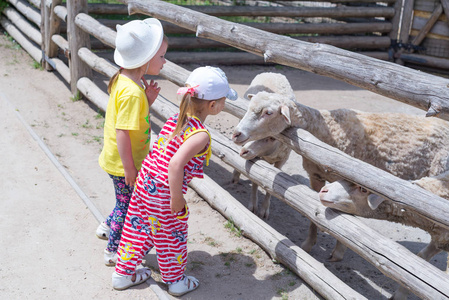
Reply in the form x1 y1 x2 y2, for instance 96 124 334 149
115 193 152 276
155 212 189 284
106 174 134 253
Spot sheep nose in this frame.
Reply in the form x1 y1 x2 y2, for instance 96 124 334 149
240 149 249 156
319 188 328 195
232 131 241 141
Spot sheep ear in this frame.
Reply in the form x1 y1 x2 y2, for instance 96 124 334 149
280 105 292 125
367 194 385 210
247 94 255 100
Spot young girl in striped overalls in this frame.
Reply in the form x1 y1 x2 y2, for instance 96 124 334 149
111 66 238 296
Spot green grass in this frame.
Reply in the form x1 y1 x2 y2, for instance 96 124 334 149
0 0 8 14
224 219 242 237
81 120 93 129
70 91 82 102
32 60 43 70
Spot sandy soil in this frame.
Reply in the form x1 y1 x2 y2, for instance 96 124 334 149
1 32 446 300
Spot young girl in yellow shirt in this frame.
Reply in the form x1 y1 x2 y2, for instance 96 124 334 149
96 18 168 266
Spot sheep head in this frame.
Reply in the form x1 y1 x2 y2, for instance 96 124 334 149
319 180 385 216
240 137 281 160
232 91 298 145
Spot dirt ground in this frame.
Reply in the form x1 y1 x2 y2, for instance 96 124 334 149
1 31 447 300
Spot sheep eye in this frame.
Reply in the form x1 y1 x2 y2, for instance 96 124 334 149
359 187 368 193
265 110 273 116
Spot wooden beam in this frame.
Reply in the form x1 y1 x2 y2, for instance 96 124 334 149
6 0 41 27
164 36 391 50
3 7 41 44
441 0 449 25
47 0 62 58
398 0 415 43
66 0 92 95
0 16 42 62
389 0 403 40
86 3 395 18
53 4 67 22
78 47 117 78
399 52 449 69
411 4 443 46
98 18 392 35
76 77 108 112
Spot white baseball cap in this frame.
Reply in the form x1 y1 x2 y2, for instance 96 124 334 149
184 66 238 101
114 18 164 69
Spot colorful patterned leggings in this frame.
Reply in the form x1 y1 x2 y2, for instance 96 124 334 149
105 174 134 253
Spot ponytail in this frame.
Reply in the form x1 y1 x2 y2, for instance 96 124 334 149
167 93 192 145
167 91 204 144
107 68 123 94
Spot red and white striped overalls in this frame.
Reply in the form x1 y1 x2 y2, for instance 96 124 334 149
114 114 211 284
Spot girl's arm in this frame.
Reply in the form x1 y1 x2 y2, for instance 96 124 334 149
116 129 137 187
168 131 210 214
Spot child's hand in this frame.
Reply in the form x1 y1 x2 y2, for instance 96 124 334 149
142 78 160 107
171 196 186 214
124 166 138 187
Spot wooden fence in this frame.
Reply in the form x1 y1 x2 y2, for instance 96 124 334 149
2 0 449 299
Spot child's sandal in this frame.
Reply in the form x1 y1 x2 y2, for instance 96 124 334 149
104 249 117 266
112 268 152 290
168 275 200 296
96 222 110 240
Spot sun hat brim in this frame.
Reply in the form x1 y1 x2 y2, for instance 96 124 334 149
114 18 164 69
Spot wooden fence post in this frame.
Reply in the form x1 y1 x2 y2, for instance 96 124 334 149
395 0 415 65
66 0 91 95
40 0 46 67
42 0 62 70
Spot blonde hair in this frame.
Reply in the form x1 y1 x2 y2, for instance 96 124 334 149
168 91 206 143
108 35 169 94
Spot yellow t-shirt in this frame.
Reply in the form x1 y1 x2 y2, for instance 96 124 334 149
99 75 151 176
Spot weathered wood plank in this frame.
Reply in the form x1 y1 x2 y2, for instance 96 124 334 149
86 3 394 18
399 52 449 69
76 77 108 112
78 47 116 78
3 7 41 44
53 4 67 22
75 13 115 48
398 0 414 43
151 35 391 50
96 18 392 35
442 0 449 25
66 0 91 95
6 0 41 26
0 15 41 62
412 16 449 37
411 4 443 46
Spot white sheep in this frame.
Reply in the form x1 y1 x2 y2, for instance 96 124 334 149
232 72 449 256
232 137 291 219
319 174 449 300
231 72 295 219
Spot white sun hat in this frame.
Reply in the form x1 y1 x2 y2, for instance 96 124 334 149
182 66 238 101
114 18 164 69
